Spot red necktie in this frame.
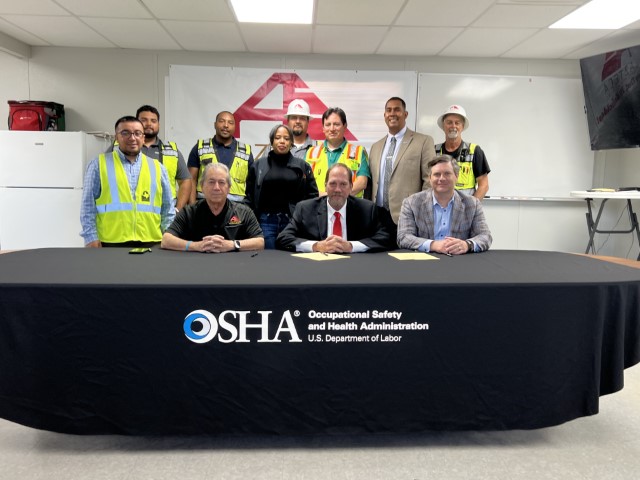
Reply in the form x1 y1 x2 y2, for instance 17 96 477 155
332 212 342 238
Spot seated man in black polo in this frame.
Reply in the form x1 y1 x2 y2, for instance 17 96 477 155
276 163 394 253
161 163 264 253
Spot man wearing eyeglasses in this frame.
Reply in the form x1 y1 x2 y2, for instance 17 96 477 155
80 116 175 247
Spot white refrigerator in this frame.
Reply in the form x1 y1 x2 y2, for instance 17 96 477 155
0 131 111 250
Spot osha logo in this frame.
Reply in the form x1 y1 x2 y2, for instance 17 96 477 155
183 309 302 344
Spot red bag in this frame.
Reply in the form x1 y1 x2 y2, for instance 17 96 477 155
8 100 66 131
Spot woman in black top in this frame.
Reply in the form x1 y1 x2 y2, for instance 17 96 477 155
245 125 318 249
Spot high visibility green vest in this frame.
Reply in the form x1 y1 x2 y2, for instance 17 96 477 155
306 142 365 198
113 140 180 199
95 152 163 243
159 141 179 199
196 139 251 197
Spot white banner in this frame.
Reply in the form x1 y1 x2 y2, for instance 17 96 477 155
167 66 417 158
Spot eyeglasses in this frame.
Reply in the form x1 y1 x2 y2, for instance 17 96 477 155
117 130 144 139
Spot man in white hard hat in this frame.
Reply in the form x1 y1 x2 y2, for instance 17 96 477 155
285 99 316 159
435 105 490 200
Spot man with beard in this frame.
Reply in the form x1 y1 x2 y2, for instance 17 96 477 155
276 163 393 253
286 99 316 159
188 111 254 204
136 105 191 210
106 105 191 211
81 116 174 247
435 105 490 200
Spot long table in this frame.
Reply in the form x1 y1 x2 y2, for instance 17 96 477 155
0 248 639 435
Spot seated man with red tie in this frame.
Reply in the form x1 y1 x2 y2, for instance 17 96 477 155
276 163 394 253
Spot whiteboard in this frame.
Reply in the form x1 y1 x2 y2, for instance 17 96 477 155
417 74 594 197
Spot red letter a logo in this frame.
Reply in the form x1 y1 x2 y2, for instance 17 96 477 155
233 73 357 141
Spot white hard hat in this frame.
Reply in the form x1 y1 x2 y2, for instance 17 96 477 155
286 99 311 118
437 105 469 130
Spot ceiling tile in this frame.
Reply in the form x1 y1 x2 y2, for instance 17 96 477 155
377 27 462 56
472 5 576 28
0 0 67 15
240 24 312 54
0 16 49 45
55 0 151 18
1 15 115 47
440 28 538 57
313 25 386 54
143 0 235 22
82 18 181 50
162 20 245 51
316 0 404 25
396 0 494 27
502 28 612 58
565 30 640 59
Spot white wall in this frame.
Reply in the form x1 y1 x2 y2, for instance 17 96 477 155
1 46 639 258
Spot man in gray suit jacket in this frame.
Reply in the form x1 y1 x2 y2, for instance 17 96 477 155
397 155 492 254
369 97 435 224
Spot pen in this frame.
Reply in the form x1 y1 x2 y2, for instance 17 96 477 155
251 252 258 257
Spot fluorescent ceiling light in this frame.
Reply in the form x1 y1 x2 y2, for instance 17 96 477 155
231 0 313 24
550 0 640 29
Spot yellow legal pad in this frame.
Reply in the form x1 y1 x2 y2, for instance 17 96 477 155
388 252 439 260
291 252 350 261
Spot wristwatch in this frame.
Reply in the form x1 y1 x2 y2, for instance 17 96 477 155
234 240 241 252
466 240 474 253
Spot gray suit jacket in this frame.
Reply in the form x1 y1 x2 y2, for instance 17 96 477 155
369 128 435 224
397 190 492 251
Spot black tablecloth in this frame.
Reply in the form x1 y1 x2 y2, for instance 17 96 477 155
0 248 639 435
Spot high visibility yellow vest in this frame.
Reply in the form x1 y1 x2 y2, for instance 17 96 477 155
113 140 180 199
196 139 251 197
436 142 477 191
306 142 365 198
159 141 179 199
95 152 164 243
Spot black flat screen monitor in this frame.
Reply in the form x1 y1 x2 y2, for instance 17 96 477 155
580 46 640 150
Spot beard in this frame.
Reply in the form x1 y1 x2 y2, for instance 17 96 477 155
446 130 459 139
292 127 304 137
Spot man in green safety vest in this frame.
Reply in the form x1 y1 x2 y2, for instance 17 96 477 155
80 116 175 247
188 111 254 204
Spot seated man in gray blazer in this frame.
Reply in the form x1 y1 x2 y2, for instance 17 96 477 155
397 155 491 254
276 163 394 253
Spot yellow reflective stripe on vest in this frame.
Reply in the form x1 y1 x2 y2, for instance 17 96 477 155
196 139 251 196
95 152 163 243
305 143 363 197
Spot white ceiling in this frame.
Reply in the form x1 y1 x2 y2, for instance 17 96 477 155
1 0 640 59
